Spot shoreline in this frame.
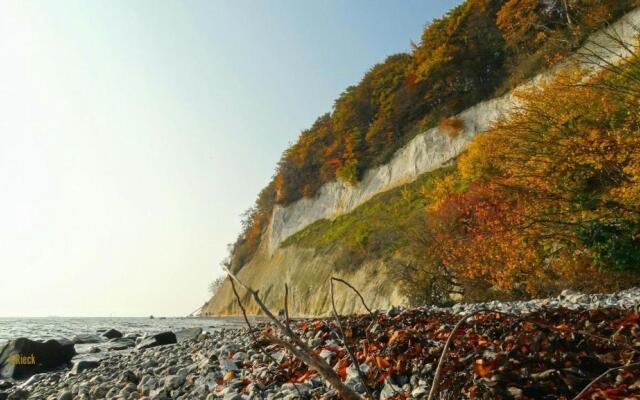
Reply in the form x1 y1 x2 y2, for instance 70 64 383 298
1 288 640 399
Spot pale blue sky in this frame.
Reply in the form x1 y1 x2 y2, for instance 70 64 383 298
0 0 462 317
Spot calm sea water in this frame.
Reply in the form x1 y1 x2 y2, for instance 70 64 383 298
0 317 247 347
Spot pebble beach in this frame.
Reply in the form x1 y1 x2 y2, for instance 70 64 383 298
2 288 640 400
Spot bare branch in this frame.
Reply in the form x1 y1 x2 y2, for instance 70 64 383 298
225 267 363 400
330 278 374 399
572 362 640 400
229 278 293 398
330 277 373 316
284 283 291 330
427 310 487 400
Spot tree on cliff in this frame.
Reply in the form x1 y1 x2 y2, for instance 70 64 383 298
406 46 640 300
227 0 640 273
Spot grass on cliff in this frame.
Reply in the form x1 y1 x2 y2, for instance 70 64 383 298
282 164 457 272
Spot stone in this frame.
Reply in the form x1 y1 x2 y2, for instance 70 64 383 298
318 349 335 363
90 384 109 399
163 375 185 390
71 334 101 344
269 351 287 363
0 338 76 380
219 359 239 372
6 389 29 400
411 386 428 397
108 337 136 351
175 328 203 342
136 332 177 350
120 370 140 384
380 377 403 400
57 391 72 400
102 329 123 339
70 360 100 374
345 363 370 382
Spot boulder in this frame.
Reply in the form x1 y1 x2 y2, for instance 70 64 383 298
135 332 176 350
101 329 123 339
175 327 202 342
71 334 101 344
0 338 76 380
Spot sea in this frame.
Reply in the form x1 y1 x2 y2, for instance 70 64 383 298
0 317 248 349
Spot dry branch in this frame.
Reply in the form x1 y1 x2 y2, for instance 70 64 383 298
329 278 374 399
330 277 374 316
571 362 640 400
284 283 291 330
225 268 363 400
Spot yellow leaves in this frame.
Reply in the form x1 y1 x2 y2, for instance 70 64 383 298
458 132 503 182
421 54 640 295
422 174 461 212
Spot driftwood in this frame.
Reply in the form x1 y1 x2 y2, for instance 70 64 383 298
228 278 296 398
227 269 638 399
225 267 363 400
329 277 374 399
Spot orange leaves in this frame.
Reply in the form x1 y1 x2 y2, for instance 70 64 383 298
417 55 640 295
473 359 494 378
335 359 350 380
387 330 405 346
375 356 391 369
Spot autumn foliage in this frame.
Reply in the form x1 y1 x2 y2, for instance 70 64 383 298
416 57 640 298
229 0 639 272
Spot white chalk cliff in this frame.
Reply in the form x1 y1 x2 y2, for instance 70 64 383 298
204 8 640 316
266 7 640 254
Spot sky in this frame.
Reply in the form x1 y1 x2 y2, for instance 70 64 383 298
0 0 462 317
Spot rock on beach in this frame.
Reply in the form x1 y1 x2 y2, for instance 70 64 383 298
0 287 639 399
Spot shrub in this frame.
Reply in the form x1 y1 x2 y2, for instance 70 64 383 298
438 116 465 138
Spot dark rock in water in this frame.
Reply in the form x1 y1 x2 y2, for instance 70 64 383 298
136 332 177 350
71 334 101 344
101 329 123 339
0 338 76 380
70 360 100 374
175 327 202 342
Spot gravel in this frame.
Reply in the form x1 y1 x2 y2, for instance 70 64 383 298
1 287 639 400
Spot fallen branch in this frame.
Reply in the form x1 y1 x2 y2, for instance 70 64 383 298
330 277 373 316
229 278 292 397
225 268 363 400
284 283 291 330
571 362 640 400
427 310 487 400
330 278 374 399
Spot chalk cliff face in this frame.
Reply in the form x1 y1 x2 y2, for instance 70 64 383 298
203 8 640 316
267 92 516 253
